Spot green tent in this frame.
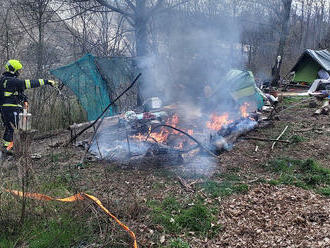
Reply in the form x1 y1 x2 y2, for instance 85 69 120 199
291 49 330 84
51 54 137 121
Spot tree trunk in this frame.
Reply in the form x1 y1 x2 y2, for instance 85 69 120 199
303 0 312 48
37 21 43 78
299 0 305 49
37 2 44 78
134 0 148 105
272 0 292 87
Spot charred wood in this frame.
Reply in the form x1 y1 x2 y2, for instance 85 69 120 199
210 118 258 153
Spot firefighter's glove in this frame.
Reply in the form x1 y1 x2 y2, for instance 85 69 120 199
47 80 59 88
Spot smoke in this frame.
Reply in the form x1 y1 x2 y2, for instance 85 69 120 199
133 8 248 176
138 9 244 109
90 6 258 177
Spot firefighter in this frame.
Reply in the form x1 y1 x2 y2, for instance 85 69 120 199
0 59 57 153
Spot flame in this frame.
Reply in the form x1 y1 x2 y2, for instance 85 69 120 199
166 114 179 134
130 113 194 148
149 128 169 143
132 133 145 141
206 113 232 131
130 114 181 144
240 102 249 118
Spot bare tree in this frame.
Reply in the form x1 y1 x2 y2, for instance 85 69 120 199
12 0 57 77
271 0 293 86
0 3 25 65
67 0 189 104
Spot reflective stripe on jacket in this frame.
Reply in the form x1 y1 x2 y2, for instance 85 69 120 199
0 72 49 107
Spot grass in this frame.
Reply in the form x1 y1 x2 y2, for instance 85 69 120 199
317 187 330 196
0 169 94 247
48 152 75 163
202 168 248 198
281 96 308 105
149 196 220 237
266 158 330 196
0 211 92 248
199 180 249 198
217 172 241 181
39 175 72 196
290 134 306 144
167 238 190 248
26 217 91 248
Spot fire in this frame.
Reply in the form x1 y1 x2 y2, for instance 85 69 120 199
131 113 193 148
132 133 146 141
166 114 179 134
206 113 232 131
149 128 169 143
240 102 249 118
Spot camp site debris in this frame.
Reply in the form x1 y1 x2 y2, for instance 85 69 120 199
53 60 268 166
48 51 330 168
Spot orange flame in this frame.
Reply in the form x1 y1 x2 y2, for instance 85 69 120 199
240 102 249 118
166 114 179 134
206 113 232 131
130 114 195 149
149 128 169 143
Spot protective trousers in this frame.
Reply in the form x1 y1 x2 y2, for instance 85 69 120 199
0 107 20 148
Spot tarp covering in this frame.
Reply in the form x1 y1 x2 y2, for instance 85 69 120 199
51 54 113 121
291 49 330 83
96 57 137 113
223 70 264 110
51 54 137 121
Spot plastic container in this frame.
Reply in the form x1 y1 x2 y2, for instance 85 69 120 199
18 109 32 131
143 97 162 111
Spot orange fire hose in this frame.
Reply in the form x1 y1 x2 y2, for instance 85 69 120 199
5 189 138 248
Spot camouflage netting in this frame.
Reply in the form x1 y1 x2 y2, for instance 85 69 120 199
51 54 138 121
96 57 138 113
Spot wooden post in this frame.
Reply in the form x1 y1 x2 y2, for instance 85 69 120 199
13 129 37 224
14 129 37 157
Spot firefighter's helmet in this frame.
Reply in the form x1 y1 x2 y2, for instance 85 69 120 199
5 59 23 74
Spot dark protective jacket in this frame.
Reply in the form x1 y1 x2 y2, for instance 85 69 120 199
0 72 51 107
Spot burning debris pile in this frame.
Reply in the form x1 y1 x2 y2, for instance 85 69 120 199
67 58 270 168
71 95 263 167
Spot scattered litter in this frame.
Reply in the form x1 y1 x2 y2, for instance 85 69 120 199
30 153 42 159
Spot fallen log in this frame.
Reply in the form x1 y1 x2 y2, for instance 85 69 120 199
69 116 119 131
33 129 67 141
211 118 258 153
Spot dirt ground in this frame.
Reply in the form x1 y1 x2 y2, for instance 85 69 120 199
1 96 329 248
